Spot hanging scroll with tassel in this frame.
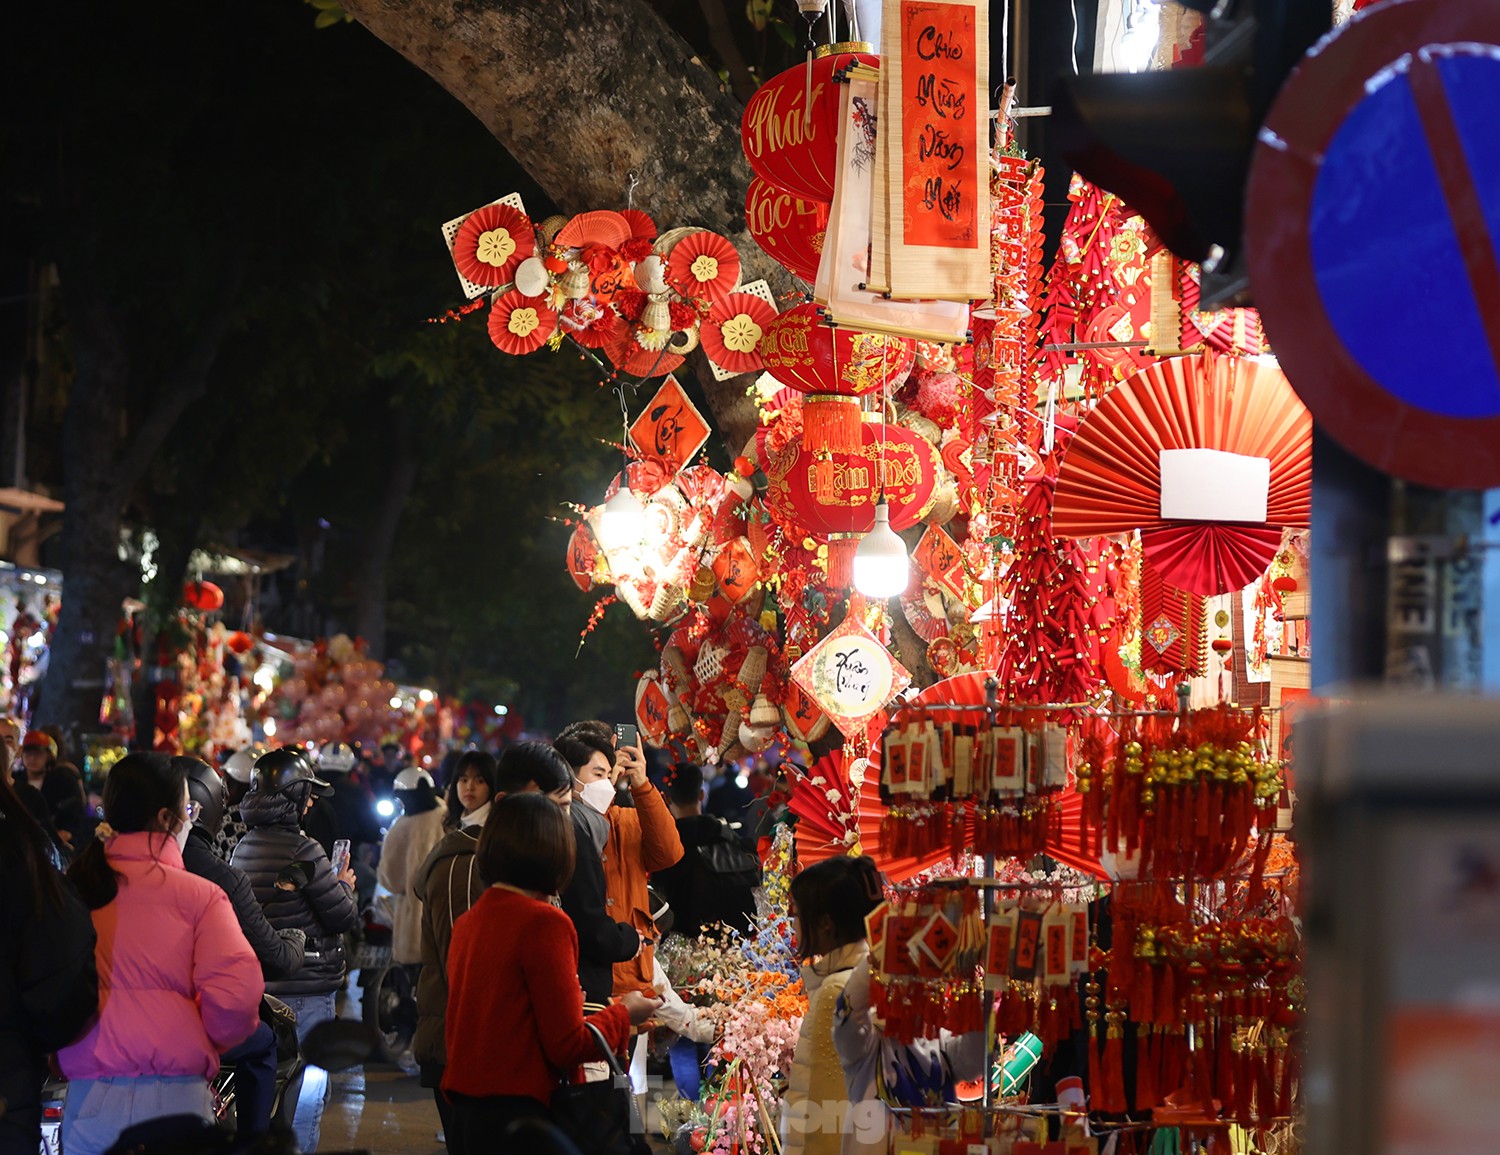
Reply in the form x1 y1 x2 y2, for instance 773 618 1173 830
877 0 991 300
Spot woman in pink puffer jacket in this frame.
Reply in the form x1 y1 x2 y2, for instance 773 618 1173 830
61 753 263 1155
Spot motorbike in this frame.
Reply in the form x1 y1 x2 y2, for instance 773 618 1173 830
211 995 303 1133
37 996 302 1154
354 894 418 1065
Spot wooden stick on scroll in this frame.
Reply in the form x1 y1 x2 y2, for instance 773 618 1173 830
880 0 991 301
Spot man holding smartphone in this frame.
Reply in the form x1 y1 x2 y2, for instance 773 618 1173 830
555 720 683 1108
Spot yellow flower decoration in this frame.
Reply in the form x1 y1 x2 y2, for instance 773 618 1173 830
690 253 720 283
476 227 516 268
721 314 763 353
507 307 540 338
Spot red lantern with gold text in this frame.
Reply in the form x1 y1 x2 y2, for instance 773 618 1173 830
740 46 877 204
758 302 915 490
745 178 830 283
765 421 937 587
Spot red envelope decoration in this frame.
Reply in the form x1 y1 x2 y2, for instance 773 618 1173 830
913 524 968 600
790 610 911 741
628 375 711 472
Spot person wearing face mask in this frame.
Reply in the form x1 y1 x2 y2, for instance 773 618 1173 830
61 753 263 1155
553 735 643 1014
556 726 682 1110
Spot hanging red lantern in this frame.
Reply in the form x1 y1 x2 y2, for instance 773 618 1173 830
741 46 878 203
1211 637 1234 654
1271 574 1299 594
745 178 830 283
182 581 224 612
758 302 915 473
764 421 937 586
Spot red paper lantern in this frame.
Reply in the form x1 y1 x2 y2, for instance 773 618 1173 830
758 303 915 398
745 178 830 283
1271 574 1298 594
764 421 938 586
741 47 878 204
183 581 224 612
1211 637 1234 654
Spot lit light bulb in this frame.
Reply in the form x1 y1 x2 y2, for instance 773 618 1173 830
853 502 909 598
598 485 646 551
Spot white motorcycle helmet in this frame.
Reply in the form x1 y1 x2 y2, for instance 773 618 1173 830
319 742 358 774
223 746 263 786
393 767 435 792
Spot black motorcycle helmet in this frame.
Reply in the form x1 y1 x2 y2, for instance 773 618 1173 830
176 756 227 836
251 746 330 801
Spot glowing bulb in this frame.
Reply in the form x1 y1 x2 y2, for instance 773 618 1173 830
375 798 396 819
253 666 276 692
853 502 909 598
263 718 278 737
418 688 435 703
389 695 402 709
597 485 646 551
493 704 508 717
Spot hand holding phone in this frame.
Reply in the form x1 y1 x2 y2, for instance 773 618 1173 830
613 722 638 751
330 838 351 880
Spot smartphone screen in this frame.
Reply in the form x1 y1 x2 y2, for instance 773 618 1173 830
330 839 351 879
614 722 638 750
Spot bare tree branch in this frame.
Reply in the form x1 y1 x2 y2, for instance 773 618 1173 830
696 0 759 103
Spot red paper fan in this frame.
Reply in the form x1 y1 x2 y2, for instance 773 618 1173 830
453 203 536 288
667 230 741 304
603 329 685 379
488 289 558 355
1052 351 1310 596
1049 791 1109 880
701 292 776 374
855 770 968 882
1141 523 1284 596
620 208 657 242
555 210 631 250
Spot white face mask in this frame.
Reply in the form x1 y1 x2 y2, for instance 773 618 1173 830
175 818 192 853
580 777 615 815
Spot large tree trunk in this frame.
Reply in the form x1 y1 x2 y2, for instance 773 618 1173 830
354 419 420 660
338 0 780 452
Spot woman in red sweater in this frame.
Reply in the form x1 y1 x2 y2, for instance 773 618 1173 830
443 792 660 1150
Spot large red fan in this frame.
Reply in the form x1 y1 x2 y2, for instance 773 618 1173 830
1052 352 1310 596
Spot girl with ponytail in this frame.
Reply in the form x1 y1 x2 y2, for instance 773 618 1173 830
57 753 264 1155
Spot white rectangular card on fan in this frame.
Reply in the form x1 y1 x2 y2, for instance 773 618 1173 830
1158 449 1270 523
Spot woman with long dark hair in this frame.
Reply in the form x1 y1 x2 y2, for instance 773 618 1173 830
444 750 498 831
60 753 263 1155
0 758 97 1155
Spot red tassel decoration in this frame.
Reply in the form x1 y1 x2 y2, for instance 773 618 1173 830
824 536 857 588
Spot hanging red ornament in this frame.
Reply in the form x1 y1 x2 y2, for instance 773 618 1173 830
744 178 830 283
182 581 225 612
451 203 536 289
764 421 937 586
741 46 878 203
1270 574 1298 594
488 290 558 354
701 292 777 375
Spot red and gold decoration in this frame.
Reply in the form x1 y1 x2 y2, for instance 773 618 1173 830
1052 351 1312 596
740 46 878 205
745 177 829 284
790 601 911 742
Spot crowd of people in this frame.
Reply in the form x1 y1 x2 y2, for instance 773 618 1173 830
1 722 779 1155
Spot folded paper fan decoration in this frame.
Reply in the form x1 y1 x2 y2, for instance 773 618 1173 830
555 210 632 249
1052 352 1311 596
488 290 558 354
453 203 535 289
701 292 776 375
666 230 741 304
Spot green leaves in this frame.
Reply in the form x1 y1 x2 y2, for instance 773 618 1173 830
305 0 353 29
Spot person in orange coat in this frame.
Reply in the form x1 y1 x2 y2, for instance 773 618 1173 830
556 723 683 1094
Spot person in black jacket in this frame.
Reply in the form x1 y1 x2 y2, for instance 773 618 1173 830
231 747 359 1154
652 763 758 941
0 765 97 1155
180 758 304 1138
554 739 640 1010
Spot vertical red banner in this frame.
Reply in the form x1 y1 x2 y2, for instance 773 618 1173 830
900 0 979 248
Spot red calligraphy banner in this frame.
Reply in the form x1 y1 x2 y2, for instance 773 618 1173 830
900 0 979 249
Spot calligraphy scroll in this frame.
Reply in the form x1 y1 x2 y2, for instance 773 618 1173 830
879 0 990 300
